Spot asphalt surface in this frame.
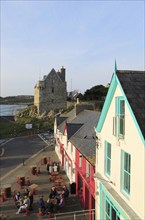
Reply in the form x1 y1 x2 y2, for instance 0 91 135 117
0 134 83 220
0 135 46 177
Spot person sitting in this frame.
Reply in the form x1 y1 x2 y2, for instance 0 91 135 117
56 194 65 209
14 191 21 203
16 196 30 214
62 185 69 198
49 186 57 199
23 188 29 197
14 192 22 209
37 195 46 214
46 198 54 215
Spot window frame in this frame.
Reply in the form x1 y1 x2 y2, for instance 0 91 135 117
86 161 90 178
115 97 125 138
79 154 82 167
121 150 131 196
104 141 111 177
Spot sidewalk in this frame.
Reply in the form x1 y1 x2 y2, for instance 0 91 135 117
0 140 83 220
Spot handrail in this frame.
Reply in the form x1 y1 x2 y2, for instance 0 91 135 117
42 209 95 220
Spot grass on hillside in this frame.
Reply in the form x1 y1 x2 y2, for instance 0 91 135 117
0 117 54 139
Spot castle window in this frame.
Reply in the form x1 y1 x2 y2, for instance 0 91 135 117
51 99 54 103
52 87 54 93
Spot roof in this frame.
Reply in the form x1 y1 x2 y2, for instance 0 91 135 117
67 123 83 140
116 70 145 139
57 108 76 134
56 116 67 127
69 110 101 166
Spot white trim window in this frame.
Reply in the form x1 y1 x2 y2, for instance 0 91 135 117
86 161 90 178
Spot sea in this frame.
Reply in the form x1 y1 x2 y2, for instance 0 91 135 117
0 104 28 116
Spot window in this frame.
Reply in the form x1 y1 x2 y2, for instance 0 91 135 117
79 154 82 167
100 185 125 220
52 87 54 93
104 198 120 220
105 141 111 177
113 97 125 138
86 162 90 178
71 144 73 153
121 151 131 195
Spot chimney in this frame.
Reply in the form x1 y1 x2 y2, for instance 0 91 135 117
58 66 65 82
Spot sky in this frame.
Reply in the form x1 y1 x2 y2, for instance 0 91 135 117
1 0 144 97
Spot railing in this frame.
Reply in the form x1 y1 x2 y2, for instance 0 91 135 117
43 209 95 220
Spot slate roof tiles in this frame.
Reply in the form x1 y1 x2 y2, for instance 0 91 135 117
116 70 145 139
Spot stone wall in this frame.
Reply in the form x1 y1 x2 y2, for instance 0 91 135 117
34 67 67 114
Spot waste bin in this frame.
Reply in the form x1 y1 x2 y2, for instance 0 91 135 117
3 184 11 198
70 182 76 194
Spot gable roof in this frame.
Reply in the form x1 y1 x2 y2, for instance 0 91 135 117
67 123 83 140
116 70 145 139
96 68 145 144
56 116 68 127
70 110 101 166
57 108 76 134
46 68 64 83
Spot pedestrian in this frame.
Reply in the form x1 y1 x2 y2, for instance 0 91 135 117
28 191 34 210
37 195 46 214
53 163 57 172
46 162 50 174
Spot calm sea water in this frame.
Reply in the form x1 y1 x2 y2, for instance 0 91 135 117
0 104 28 116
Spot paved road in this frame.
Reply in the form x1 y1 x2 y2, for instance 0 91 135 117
0 134 51 178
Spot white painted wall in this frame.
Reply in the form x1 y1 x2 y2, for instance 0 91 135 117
96 84 145 219
54 123 76 184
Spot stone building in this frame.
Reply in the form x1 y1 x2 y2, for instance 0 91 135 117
34 66 67 114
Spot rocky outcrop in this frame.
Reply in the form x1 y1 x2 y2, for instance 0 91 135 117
15 105 55 120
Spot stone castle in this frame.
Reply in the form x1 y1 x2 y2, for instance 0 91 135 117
34 66 67 114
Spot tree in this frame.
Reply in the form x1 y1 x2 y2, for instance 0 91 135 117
83 85 108 101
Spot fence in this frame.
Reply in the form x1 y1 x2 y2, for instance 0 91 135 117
44 209 96 220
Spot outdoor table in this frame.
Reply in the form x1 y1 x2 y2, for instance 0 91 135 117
54 179 63 186
55 186 63 191
29 183 38 194
17 174 25 186
51 198 57 205
51 172 59 176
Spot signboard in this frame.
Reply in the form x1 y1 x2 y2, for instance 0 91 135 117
25 124 32 129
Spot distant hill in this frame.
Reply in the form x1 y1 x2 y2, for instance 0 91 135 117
0 95 34 104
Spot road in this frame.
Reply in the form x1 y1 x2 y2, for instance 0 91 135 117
0 133 53 178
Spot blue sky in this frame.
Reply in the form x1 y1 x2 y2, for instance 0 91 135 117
1 0 144 97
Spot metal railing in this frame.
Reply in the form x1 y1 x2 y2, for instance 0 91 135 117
44 209 95 220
